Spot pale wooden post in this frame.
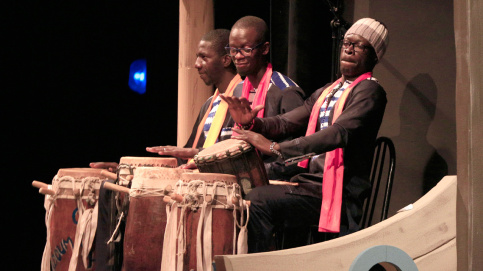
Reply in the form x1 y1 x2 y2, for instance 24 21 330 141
178 0 214 147
454 0 483 269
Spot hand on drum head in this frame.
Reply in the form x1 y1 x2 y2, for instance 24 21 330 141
220 95 264 126
145 146 199 160
231 129 275 156
89 162 119 172
179 162 197 170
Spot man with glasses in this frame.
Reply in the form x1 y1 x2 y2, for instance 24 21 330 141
227 16 305 121
226 15 306 178
221 18 389 252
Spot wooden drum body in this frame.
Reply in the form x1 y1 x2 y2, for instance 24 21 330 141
42 168 106 271
95 156 179 270
112 156 178 215
194 139 269 196
122 167 189 271
161 172 248 271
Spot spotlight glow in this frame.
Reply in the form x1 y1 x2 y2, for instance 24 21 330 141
129 59 147 94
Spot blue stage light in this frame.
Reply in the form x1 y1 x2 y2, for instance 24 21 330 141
129 59 147 94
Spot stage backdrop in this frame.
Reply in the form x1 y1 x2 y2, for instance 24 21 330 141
4 0 457 270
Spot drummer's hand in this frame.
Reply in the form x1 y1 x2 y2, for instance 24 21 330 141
179 162 197 169
220 95 264 126
89 162 119 172
146 146 199 160
231 129 275 156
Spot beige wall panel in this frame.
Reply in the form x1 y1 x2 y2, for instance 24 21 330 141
178 0 214 146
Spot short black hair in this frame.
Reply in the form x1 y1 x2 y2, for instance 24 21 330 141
201 29 231 57
232 16 269 43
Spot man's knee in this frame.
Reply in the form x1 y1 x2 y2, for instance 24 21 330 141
245 185 283 203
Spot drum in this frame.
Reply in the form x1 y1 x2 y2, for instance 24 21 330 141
161 172 248 271
194 139 269 196
95 156 179 271
122 166 190 271
41 168 106 271
117 156 178 186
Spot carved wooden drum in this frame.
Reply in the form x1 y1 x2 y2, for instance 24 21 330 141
95 156 179 270
194 139 269 196
122 166 189 271
161 172 248 271
117 156 178 186
41 168 106 271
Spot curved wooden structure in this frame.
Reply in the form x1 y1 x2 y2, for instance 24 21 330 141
215 175 457 271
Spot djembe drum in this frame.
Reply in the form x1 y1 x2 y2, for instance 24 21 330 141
41 168 106 271
161 172 248 271
194 139 269 196
122 166 190 271
117 156 178 184
96 156 178 270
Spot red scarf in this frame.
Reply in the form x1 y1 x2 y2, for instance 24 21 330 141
298 72 372 233
241 63 273 118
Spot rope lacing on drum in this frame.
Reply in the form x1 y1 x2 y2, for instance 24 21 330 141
47 175 98 209
170 179 188 269
115 164 133 216
41 174 60 271
173 179 207 271
195 181 212 271
219 180 249 255
103 164 133 246
41 175 100 271
117 164 134 186
182 180 205 210
129 186 168 198
67 176 99 271
160 178 249 271
128 172 176 198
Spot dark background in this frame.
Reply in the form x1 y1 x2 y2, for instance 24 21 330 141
5 1 334 269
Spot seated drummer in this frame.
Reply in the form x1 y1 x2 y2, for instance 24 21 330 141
220 18 389 253
90 29 237 271
145 29 241 167
91 29 240 172
147 16 306 172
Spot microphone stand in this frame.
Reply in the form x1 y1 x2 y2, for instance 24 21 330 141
325 0 352 81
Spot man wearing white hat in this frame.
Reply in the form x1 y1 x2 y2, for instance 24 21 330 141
221 18 389 253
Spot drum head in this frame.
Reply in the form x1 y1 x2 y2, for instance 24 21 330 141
180 172 238 185
119 156 178 168
54 168 105 196
194 139 251 164
57 168 105 179
131 167 190 191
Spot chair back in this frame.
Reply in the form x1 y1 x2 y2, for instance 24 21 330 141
360 136 396 229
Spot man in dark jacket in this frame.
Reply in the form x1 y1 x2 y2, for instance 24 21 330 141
92 29 240 270
221 18 389 253
145 29 241 165
147 16 306 169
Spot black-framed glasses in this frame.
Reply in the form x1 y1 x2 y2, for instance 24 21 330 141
225 42 265 57
341 39 369 53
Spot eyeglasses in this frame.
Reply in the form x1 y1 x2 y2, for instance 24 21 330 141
225 42 265 57
341 40 369 53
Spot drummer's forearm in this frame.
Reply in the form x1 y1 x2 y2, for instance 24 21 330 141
255 115 302 141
